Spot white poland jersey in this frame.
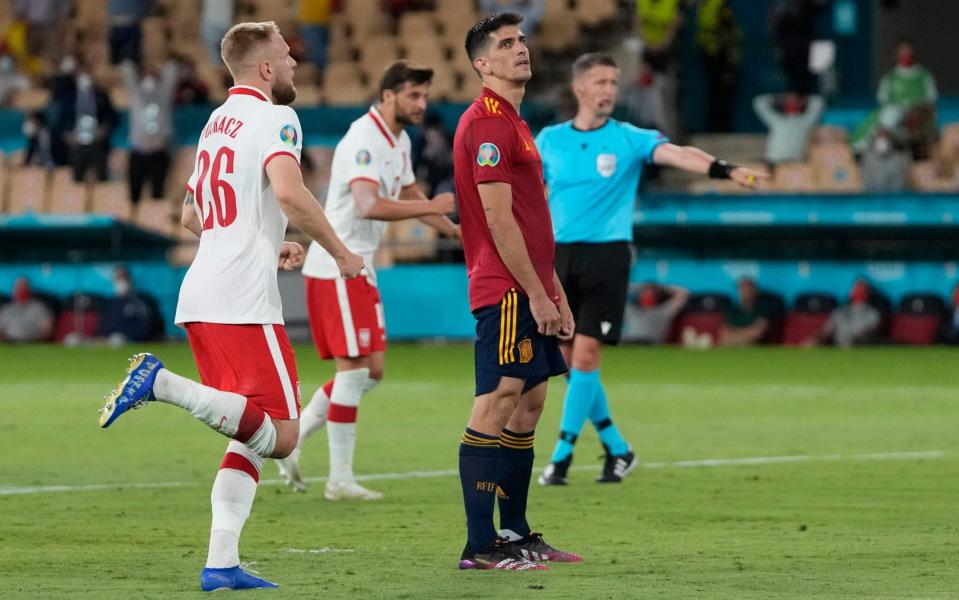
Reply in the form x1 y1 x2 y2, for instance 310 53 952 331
301 106 415 283
175 85 303 325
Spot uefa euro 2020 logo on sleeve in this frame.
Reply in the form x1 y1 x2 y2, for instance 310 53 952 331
279 124 298 147
477 142 500 167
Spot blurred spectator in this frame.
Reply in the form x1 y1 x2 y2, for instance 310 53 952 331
57 67 119 183
22 110 55 169
0 277 54 343
861 128 908 193
172 54 210 105
299 0 333 71
14 0 72 63
753 91 824 166
480 0 545 34
806 279 880 347
877 39 937 159
417 112 454 196
718 277 770 346
109 0 154 65
946 283 959 345
201 0 233 66
122 59 177 204
623 283 689 344
0 53 29 107
696 0 741 132
769 0 823 94
97 266 159 344
630 0 684 140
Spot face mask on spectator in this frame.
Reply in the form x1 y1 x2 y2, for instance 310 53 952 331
61 55 77 74
0 56 13 72
639 288 659 308
849 282 869 305
897 51 915 68
13 282 30 303
873 136 892 154
114 280 131 296
22 120 37 137
77 73 93 91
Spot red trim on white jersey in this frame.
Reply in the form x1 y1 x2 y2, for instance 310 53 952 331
185 183 194 193
348 176 379 187
263 150 299 169
367 108 396 148
229 86 270 102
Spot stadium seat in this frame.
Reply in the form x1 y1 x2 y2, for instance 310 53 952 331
358 36 401 79
134 199 174 236
809 142 862 192
811 126 849 144
783 293 838 346
771 162 817 193
575 0 619 27
909 160 959 192
403 37 447 67
11 88 50 112
398 11 439 40
47 169 89 215
53 293 103 343
7 166 47 214
303 146 333 202
669 293 731 344
427 63 458 101
344 0 392 39
757 291 786 343
890 293 946 345
91 182 133 221
385 218 438 262
538 12 580 53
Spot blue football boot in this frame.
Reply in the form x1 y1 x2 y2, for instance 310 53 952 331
200 566 279 591
98 353 164 428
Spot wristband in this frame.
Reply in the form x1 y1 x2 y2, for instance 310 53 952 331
708 159 737 180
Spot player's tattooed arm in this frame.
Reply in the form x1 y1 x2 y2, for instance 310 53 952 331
180 189 201 238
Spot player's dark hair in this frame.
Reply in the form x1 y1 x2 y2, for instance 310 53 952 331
572 53 618 79
464 12 524 66
378 60 433 98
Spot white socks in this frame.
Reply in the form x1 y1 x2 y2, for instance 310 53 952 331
327 368 369 483
297 382 332 446
153 368 277 458
206 441 263 568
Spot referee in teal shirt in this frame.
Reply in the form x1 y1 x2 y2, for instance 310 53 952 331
536 53 767 485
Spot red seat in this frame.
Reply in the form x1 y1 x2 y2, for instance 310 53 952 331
671 312 725 343
53 310 101 343
783 312 831 346
890 313 940 345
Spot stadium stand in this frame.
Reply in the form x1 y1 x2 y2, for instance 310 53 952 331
890 293 947 345
783 293 839 346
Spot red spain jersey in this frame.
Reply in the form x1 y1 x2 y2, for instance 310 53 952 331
453 87 557 311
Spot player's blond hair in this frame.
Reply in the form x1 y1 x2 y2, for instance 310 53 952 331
220 21 281 77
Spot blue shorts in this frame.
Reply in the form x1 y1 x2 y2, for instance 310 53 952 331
473 289 568 396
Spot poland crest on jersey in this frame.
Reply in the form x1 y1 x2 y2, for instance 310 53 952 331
596 153 617 178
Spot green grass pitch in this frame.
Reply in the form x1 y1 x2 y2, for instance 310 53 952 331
1 343 958 598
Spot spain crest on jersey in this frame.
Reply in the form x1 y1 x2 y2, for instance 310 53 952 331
477 142 500 167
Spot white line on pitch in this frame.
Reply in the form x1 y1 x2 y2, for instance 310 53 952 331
0 450 946 497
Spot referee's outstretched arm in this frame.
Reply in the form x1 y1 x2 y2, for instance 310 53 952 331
651 143 769 189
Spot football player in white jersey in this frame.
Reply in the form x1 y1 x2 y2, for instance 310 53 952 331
275 61 457 500
96 22 364 592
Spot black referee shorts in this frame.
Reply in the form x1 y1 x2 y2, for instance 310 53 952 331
555 241 632 345
472 289 568 396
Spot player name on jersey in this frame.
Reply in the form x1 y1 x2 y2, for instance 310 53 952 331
202 115 245 140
